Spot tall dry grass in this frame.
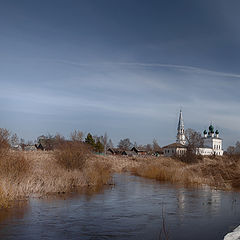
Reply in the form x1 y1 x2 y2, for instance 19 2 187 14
54 141 90 170
0 149 31 180
1 150 240 209
0 148 111 208
129 155 240 190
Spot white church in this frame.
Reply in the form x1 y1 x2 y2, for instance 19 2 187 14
163 110 223 157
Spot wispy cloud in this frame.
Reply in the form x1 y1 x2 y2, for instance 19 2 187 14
53 59 240 79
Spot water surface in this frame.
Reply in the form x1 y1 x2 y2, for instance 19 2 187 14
0 174 240 240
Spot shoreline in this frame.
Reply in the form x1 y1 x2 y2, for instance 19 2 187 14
0 152 240 208
224 225 240 240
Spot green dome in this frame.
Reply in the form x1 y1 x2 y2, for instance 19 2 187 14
209 125 214 133
203 130 207 134
215 130 219 134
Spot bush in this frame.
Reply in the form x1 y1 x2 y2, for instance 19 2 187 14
177 151 203 163
0 149 30 180
0 128 10 149
54 142 91 170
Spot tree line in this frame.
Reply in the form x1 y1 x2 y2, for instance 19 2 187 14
0 128 163 153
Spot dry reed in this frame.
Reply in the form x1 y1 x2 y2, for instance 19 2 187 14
54 141 90 170
1 151 240 209
0 149 111 208
128 155 240 190
96 154 240 190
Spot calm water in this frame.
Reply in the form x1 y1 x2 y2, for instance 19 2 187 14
0 174 240 240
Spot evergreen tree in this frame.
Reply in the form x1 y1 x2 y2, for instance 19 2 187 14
95 139 104 153
85 133 95 147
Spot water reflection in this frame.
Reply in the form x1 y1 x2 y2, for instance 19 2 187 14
0 174 239 240
0 200 29 223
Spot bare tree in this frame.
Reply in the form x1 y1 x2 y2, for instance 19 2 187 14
179 128 204 163
226 141 240 156
133 141 138 148
152 138 161 152
235 141 240 154
70 130 83 142
144 144 152 152
227 146 235 155
107 139 114 149
118 138 133 151
20 138 25 150
0 128 10 149
185 128 204 154
101 132 108 154
10 133 19 146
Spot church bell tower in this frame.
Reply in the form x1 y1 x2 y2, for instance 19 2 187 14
176 110 186 145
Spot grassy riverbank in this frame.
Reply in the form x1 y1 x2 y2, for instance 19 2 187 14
97 154 240 190
1 151 240 208
0 149 111 208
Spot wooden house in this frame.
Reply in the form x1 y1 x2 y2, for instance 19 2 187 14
122 150 137 156
131 147 147 155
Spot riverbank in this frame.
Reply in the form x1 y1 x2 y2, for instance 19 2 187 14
1 151 240 208
97 154 240 190
0 150 111 208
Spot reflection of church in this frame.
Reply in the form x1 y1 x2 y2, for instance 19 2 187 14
163 110 223 156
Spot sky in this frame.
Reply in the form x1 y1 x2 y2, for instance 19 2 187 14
0 0 240 148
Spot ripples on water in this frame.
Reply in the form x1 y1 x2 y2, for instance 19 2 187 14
0 174 240 240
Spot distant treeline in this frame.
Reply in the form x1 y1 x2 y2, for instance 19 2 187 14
0 128 162 153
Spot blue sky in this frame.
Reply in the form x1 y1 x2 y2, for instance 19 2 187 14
1 0 240 148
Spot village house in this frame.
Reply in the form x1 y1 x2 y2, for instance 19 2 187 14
24 145 37 151
122 150 137 157
131 147 147 155
106 148 122 155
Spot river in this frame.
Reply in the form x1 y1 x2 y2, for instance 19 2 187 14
0 174 240 240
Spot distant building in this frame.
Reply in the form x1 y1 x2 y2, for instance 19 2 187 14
163 143 187 157
12 144 22 151
176 110 186 145
122 150 137 156
24 145 37 151
131 147 147 155
198 126 223 156
106 148 122 155
163 110 187 156
35 143 44 151
163 110 223 156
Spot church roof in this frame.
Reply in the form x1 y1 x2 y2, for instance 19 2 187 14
163 143 187 149
177 110 184 131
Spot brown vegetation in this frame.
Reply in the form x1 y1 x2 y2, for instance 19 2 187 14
1 148 240 209
94 154 240 191
0 149 31 180
54 141 90 170
128 155 240 190
0 148 111 208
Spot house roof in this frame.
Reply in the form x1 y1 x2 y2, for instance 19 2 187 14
162 143 187 149
131 147 146 152
107 148 121 153
122 150 137 155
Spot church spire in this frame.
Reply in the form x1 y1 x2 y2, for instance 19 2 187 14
176 110 186 145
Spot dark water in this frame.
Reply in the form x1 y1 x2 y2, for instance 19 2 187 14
0 174 240 240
